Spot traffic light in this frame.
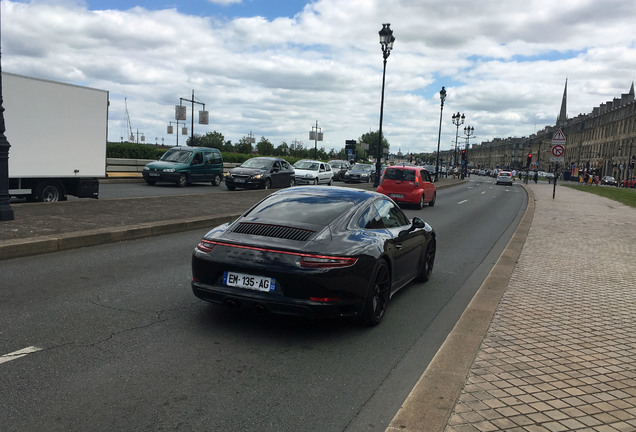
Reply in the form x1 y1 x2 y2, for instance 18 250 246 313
461 149 466 161
527 153 532 166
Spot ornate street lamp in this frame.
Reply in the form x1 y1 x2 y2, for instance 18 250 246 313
434 87 447 182
463 125 474 178
452 112 465 171
0 19 15 221
374 23 395 187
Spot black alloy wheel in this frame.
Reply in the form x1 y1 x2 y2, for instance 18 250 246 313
359 260 391 326
263 179 272 189
177 174 187 188
289 178 295 188
416 238 436 282
212 174 222 186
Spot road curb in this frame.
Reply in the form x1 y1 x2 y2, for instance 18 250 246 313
386 184 535 432
0 214 239 260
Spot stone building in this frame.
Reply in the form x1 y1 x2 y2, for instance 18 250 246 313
468 82 636 182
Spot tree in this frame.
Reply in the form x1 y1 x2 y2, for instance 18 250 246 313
220 140 234 152
186 131 225 149
256 136 275 155
275 141 290 156
235 136 253 154
359 130 390 161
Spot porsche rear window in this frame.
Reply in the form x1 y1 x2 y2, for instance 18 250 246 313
246 194 355 226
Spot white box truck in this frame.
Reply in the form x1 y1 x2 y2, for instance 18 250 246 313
3 72 109 201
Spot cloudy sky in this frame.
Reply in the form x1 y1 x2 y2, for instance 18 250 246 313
2 0 635 155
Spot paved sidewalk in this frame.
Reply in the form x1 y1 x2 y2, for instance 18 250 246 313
388 183 636 431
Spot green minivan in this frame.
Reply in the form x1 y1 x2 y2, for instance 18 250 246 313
142 147 223 187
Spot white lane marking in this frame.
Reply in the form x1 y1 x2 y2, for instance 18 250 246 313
481 191 486 195
458 200 468 205
0 346 43 365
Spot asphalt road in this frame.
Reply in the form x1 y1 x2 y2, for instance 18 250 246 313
0 177 527 432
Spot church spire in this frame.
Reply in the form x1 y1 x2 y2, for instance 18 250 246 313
557 79 567 125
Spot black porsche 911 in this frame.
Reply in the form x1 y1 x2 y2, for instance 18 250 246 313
191 186 436 325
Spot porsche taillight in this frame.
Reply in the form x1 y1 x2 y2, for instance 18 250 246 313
298 255 358 268
196 240 215 253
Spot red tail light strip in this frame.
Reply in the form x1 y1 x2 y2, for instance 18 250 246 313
196 240 357 268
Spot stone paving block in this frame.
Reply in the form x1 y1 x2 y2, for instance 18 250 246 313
443 184 636 431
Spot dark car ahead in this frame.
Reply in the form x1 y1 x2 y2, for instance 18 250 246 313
142 147 223 187
328 160 350 181
600 176 617 186
225 157 295 190
192 186 436 325
343 163 374 183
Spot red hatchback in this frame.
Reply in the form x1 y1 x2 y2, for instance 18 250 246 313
376 166 436 208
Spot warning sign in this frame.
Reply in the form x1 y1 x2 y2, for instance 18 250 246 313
551 129 566 162
551 129 566 144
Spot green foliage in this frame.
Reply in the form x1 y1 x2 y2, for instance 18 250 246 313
186 131 225 148
564 184 636 208
106 142 167 159
256 136 275 155
358 130 390 160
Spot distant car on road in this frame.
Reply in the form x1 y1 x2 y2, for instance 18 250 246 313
600 176 617 186
621 177 636 188
327 160 350 181
344 163 374 183
293 160 334 185
142 147 224 187
376 166 436 208
191 186 436 325
225 157 295 190
496 171 514 186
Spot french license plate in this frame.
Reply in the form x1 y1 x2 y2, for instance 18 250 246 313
234 178 246 183
149 173 160 177
390 193 404 198
223 271 275 292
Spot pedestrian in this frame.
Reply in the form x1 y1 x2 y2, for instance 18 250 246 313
533 171 538 183
512 169 517 181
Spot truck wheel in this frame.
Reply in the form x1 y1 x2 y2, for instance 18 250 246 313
177 174 187 188
34 181 63 202
211 174 222 187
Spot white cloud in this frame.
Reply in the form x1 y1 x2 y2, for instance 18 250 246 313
2 0 635 154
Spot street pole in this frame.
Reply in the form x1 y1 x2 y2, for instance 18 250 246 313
435 87 447 182
452 112 464 175
375 23 394 188
0 19 15 221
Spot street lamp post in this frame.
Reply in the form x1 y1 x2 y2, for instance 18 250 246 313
309 121 322 160
452 112 465 172
0 25 14 221
374 23 395 188
434 87 447 182
463 125 474 178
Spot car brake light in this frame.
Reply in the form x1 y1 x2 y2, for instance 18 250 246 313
299 255 358 268
196 240 215 253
